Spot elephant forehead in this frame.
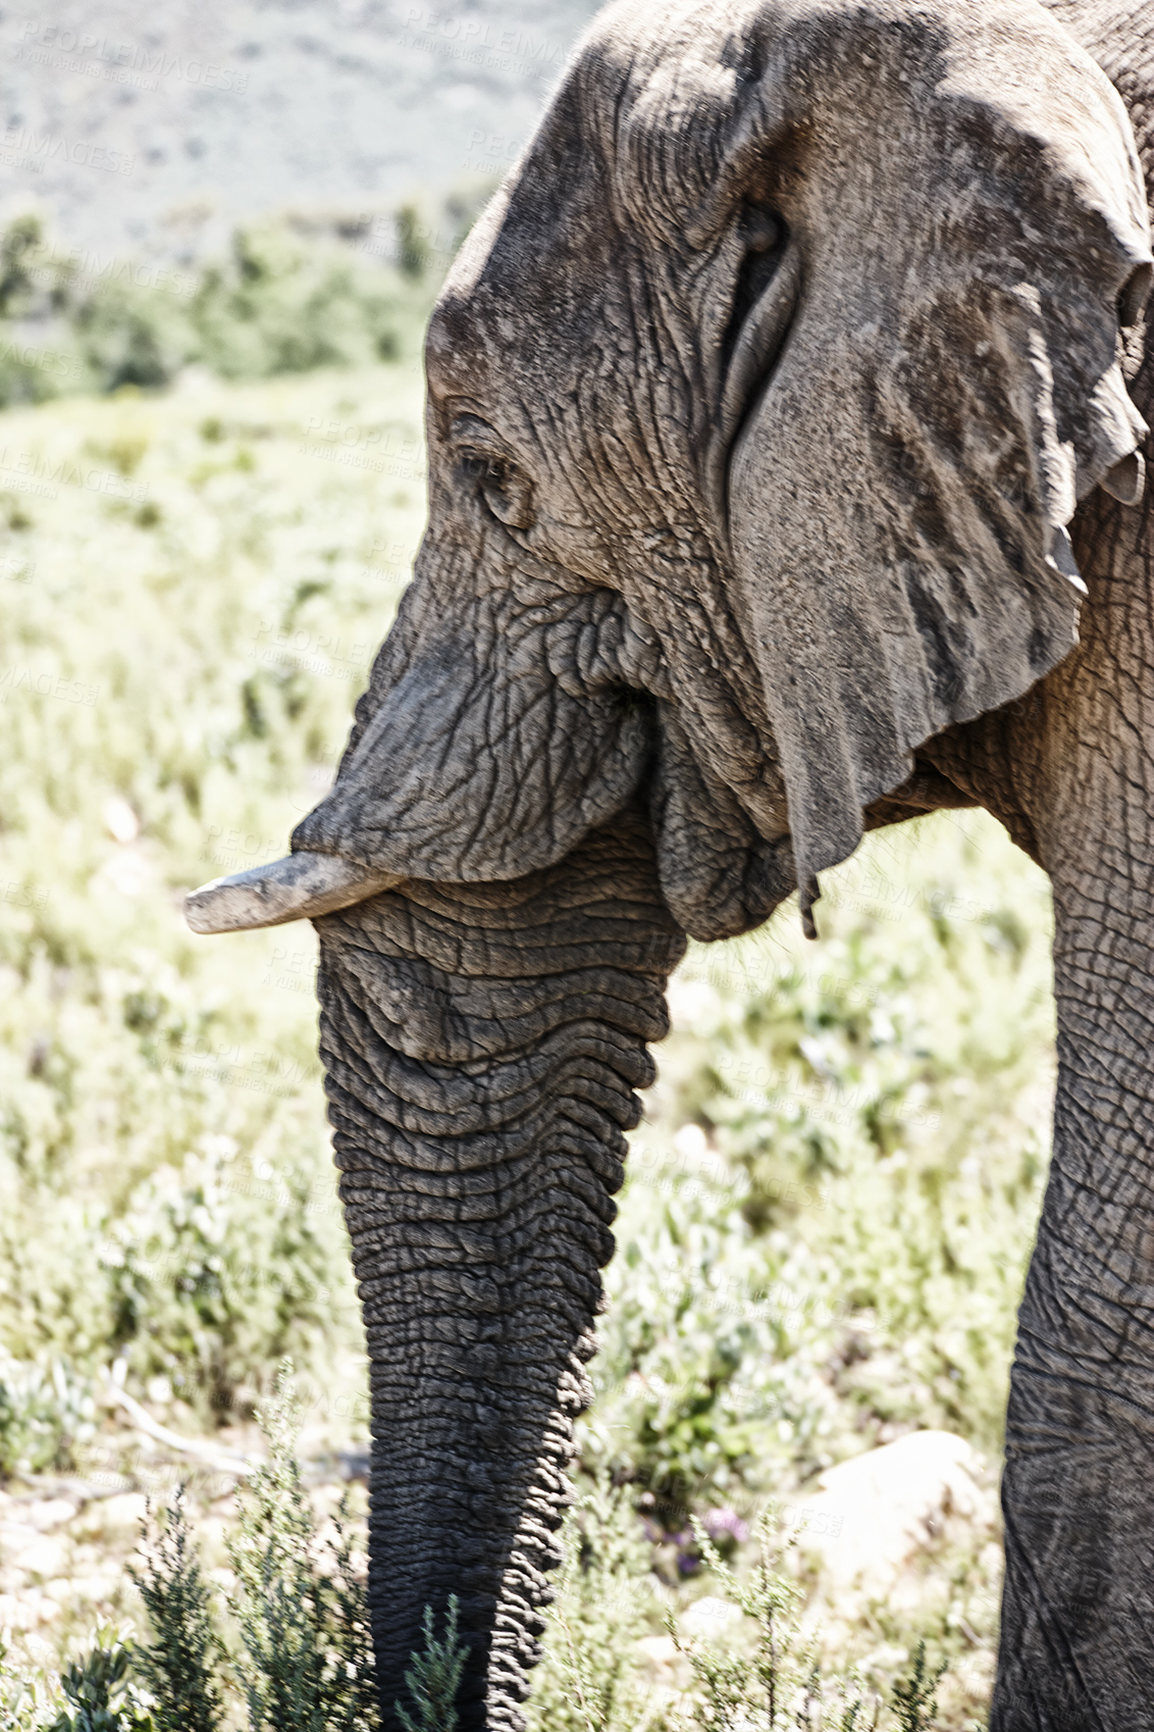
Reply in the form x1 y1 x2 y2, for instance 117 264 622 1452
427 123 623 406
428 0 1148 396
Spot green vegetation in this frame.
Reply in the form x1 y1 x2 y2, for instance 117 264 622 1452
0 206 460 407
0 330 1055 1724
395 1602 465 1732
1 1371 380 1731
130 1490 222 1732
226 1369 377 1732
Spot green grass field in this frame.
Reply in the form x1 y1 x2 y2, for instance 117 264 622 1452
0 347 1058 1727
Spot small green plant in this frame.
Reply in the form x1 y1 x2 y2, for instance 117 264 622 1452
670 1513 879 1731
227 1362 378 1731
102 1142 343 1421
528 1478 668 1732
129 1487 224 1732
46 1629 155 1732
1 1633 62 1732
889 1644 945 1732
395 1599 467 1732
0 1349 97 1475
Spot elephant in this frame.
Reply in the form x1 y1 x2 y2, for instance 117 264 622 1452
186 0 1154 1725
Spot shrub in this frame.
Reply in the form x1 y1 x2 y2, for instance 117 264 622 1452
527 1480 668 1732
56 1367 381 1732
0 199 486 407
0 1349 97 1476
1 1634 62 1732
129 1487 223 1732
668 1513 876 1731
891 1646 947 1732
227 1363 379 1732
101 1142 346 1419
186 225 412 381
45 1631 155 1732
395 1602 466 1732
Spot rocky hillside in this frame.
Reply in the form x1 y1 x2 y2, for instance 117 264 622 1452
0 0 600 258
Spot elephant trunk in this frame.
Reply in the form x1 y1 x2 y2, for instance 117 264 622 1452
314 809 685 1730
993 474 1154 1728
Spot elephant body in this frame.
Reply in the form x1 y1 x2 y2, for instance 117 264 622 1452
189 1 1154 1725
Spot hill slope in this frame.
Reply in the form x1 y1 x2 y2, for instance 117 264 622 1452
0 0 600 256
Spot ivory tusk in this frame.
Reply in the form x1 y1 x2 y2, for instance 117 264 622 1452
185 852 401 934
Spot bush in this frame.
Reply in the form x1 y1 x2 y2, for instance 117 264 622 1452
664 1513 930 1731
227 1365 379 1732
2 1368 384 1731
130 1487 223 1732
527 1480 668 1732
188 226 409 381
0 1349 97 1476
395 1603 466 1732
584 815 1054 1516
0 207 451 407
101 1141 346 1419
45 1632 155 1732
4 1452 955 1732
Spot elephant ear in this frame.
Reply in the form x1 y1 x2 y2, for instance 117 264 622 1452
714 2 1152 925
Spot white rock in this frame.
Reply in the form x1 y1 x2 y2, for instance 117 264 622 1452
0 1531 70 1579
16 1498 78 1532
0 1589 61 1628
679 1594 744 1641
636 1634 679 1668
90 1492 149 1533
665 977 723 1034
103 797 140 844
789 1430 991 1596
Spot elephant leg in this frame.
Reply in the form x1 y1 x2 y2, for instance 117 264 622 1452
313 809 684 1731
988 485 1154 1728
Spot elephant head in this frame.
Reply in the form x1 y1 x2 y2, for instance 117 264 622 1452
188 1 1152 1726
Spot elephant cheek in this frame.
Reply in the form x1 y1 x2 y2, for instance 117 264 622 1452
313 809 684 1731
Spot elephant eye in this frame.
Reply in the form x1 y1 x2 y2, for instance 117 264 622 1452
724 202 790 365
457 435 536 532
744 205 785 257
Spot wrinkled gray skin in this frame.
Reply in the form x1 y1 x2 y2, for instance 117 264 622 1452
214 0 1154 1724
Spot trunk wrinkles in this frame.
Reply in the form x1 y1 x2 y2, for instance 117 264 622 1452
314 808 685 1731
990 332 1154 1728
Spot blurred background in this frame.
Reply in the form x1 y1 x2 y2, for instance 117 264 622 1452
2 0 598 246
0 5 1049 1726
